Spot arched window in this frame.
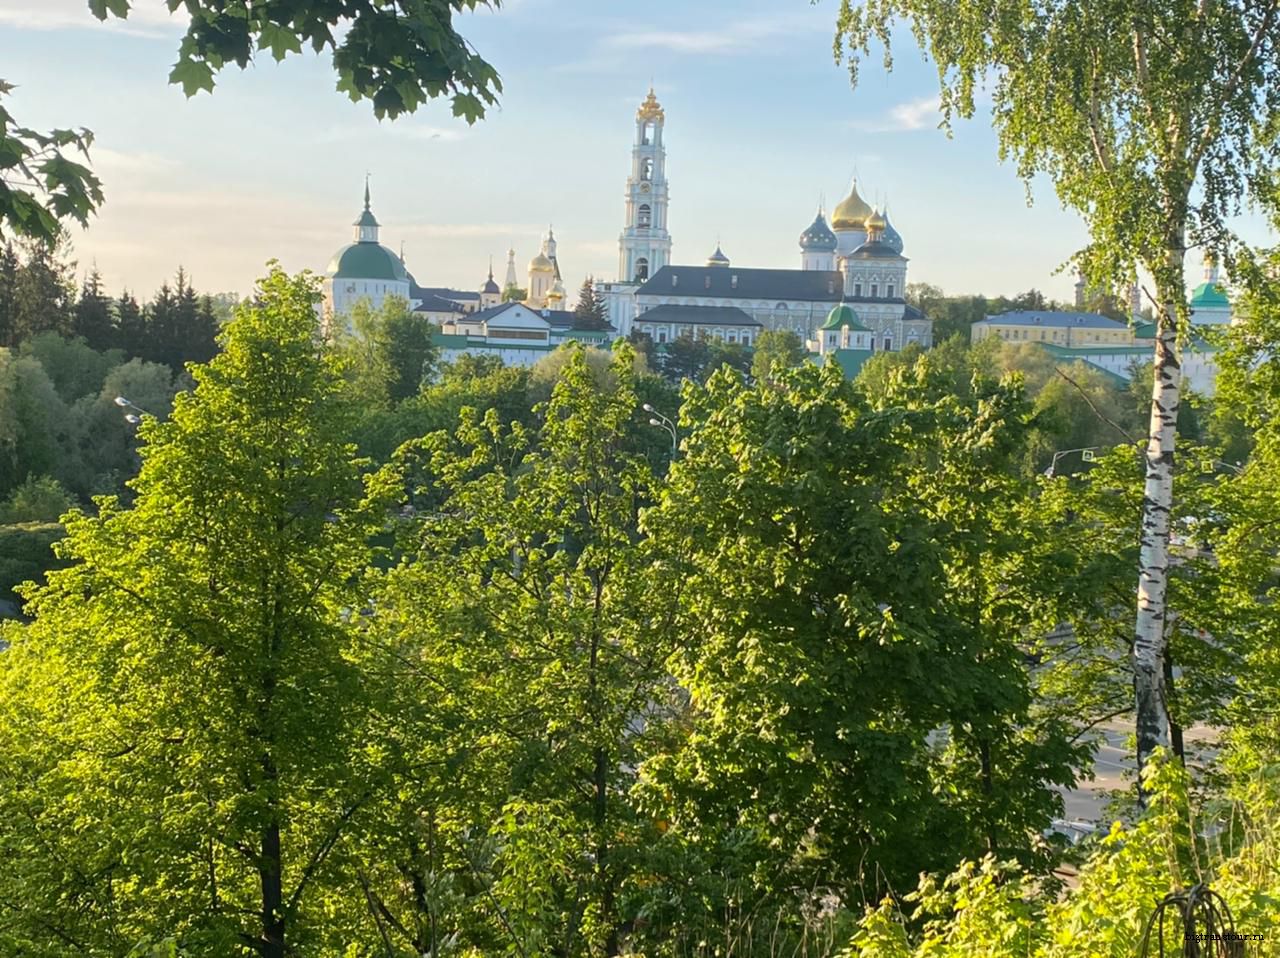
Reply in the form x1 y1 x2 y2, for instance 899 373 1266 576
883 335 892 351
775 302 788 314
635 257 649 281
641 158 653 181
638 204 651 228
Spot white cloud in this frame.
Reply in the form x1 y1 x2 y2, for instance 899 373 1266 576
556 15 825 73
316 123 470 145
91 147 179 175
849 95 943 133
0 0 179 35
398 223 546 240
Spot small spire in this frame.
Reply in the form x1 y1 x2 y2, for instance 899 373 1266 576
488 256 494 281
363 173 371 211
399 240 405 264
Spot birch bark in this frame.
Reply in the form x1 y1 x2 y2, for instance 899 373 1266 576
1132 254 1184 784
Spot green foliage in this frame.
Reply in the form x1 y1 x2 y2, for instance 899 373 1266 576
0 264 395 955
842 752 1280 958
572 276 610 330
19 330 123 402
0 520 65 607
635 356 1086 946
0 83 102 244
0 475 73 523
86 0 502 121
501 284 527 303
384 306 439 401
750 328 807 380
359 344 678 954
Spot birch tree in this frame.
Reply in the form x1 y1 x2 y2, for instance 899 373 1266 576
832 0 1280 787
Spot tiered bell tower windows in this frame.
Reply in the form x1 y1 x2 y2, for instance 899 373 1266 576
618 88 673 285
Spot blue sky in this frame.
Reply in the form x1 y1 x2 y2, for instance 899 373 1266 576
1 0 1274 302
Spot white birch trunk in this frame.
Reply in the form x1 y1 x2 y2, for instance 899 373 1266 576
1132 255 1182 793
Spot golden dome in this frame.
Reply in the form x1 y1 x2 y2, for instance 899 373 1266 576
637 87 664 122
529 252 554 272
865 209 886 231
831 178 873 231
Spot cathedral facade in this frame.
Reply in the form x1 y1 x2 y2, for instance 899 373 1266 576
322 89 934 360
601 90 932 353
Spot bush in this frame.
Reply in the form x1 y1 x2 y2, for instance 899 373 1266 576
0 521 66 610
0 475 73 523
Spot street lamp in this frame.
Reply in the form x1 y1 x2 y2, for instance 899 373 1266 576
114 395 151 426
1044 446 1097 478
642 402 678 457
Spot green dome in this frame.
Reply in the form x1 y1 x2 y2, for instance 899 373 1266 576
353 208 379 228
821 302 868 331
1190 281 1229 309
327 243 408 282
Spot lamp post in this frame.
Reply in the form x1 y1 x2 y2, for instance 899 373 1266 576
642 402 678 458
113 395 152 426
1043 446 1097 478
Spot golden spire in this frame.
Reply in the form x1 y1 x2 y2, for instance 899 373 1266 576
637 87 664 122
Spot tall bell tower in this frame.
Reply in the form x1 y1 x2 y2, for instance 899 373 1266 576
618 88 672 284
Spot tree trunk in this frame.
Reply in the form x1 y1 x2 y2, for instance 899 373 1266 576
260 808 285 958
1163 653 1186 765
1133 255 1182 798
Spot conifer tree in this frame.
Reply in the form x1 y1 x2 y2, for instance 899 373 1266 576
114 289 145 358
73 265 115 352
572 276 609 330
11 237 74 343
145 280 178 368
0 241 17 348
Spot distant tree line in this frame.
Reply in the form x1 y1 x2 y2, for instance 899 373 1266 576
0 237 230 371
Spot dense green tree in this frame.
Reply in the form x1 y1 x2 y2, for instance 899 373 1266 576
750 328 808 380
627 329 657 370
501 284 527 303
352 355 532 464
73 265 115 351
0 475 72 524
9 237 74 343
704 339 752 380
114 289 145 357
0 242 18 346
658 334 711 383
636 360 1083 945
834 0 1280 786
384 306 439 401
144 280 177 368
0 352 64 498
0 265 394 956
18 331 122 404
363 344 676 955
572 276 610 330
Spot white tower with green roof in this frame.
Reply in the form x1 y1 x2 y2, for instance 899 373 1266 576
323 179 411 325
1189 252 1231 326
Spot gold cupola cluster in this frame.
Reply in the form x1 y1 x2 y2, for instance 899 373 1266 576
637 87 664 122
831 177 874 231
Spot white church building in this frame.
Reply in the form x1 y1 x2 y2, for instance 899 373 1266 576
597 90 933 354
